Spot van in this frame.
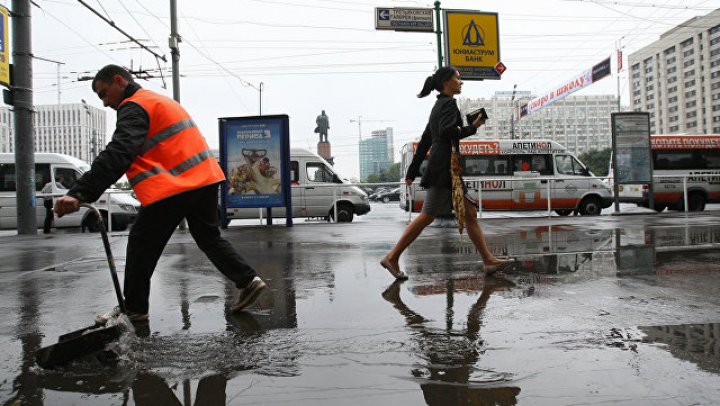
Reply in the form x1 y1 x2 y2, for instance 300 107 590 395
0 153 141 231
399 139 613 216
224 148 370 222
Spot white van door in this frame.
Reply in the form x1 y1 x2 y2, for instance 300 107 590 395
304 161 339 217
511 155 550 210
553 154 589 209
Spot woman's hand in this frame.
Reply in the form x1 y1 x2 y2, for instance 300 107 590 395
472 115 486 128
405 178 414 186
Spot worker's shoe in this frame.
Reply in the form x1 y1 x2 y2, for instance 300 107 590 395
95 306 148 325
232 277 267 312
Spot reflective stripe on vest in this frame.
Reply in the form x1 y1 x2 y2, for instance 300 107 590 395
128 149 212 188
138 118 196 155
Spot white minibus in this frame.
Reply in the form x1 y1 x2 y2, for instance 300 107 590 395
399 139 612 216
616 134 720 212
0 153 141 231
224 148 370 223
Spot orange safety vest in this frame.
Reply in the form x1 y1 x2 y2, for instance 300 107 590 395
123 89 225 206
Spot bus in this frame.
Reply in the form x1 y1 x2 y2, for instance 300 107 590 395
617 134 720 212
399 139 612 216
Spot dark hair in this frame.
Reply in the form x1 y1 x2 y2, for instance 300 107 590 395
92 65 134 91
417 66 457 98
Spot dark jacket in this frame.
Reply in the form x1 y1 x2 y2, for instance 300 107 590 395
406 94 478 189
68 82 149 203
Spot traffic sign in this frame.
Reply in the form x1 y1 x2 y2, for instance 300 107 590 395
494 62 506 75
443 11 501 80
375 7 434 32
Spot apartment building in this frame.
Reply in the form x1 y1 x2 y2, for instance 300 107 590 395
628 8 720 134
0 103 106 163
458 93 620 156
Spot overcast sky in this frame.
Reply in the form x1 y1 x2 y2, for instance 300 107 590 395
2 0 718 179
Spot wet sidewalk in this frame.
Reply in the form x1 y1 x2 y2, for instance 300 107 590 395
1 206 720 405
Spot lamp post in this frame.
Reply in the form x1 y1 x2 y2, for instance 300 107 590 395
510 84 517 140
81 99 96 161
259 82 264 116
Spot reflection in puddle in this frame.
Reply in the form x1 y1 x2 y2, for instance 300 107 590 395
640 322 720 374
383 280 521 404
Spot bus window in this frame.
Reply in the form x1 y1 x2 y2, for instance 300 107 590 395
653 150 695 170
706 150 720 169
513 156 532 173
463 156 510 176
464 157 490 176
531 155 553 175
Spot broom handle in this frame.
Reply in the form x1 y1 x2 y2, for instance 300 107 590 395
80 203 126 313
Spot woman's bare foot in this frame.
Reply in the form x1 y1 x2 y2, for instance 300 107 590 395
483 257 513 267
380 256 408 280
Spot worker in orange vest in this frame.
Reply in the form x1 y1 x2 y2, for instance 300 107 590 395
54 65 266 323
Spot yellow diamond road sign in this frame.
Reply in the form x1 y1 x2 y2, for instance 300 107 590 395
443 11 501 80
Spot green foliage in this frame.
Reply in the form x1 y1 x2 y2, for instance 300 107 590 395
577 148 612 176
366 162 401 183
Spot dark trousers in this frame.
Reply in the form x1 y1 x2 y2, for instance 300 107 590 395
43 199 54 233
124 184 257 314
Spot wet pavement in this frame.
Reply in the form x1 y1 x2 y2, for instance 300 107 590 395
1 203 720 405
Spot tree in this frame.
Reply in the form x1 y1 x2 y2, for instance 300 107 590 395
578 148 612 176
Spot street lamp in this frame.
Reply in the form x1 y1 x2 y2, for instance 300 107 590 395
81 99 97 161
510 84 517 140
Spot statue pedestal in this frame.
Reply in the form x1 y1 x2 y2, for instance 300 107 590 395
317 141 333 165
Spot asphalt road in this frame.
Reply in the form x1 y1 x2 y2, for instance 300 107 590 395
1 202 719 405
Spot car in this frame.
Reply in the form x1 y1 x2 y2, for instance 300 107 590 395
376 187 400 203
369 187 391 201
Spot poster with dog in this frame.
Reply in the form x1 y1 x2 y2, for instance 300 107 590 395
220 116 290 209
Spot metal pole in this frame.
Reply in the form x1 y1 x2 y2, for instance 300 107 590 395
259 82 264 115
170 0 188 230
434 1 442 68
547 179 552 217
12 0 37 234
170 0 180 102
510 84 517 139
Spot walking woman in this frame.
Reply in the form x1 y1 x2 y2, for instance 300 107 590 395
380 66 511 279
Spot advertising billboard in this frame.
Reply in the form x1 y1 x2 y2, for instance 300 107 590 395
219 115 291 225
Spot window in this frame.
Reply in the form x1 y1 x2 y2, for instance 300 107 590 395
53 168 78 190
664 46 676 55
684 69 695 78
681 38 693 48
306 163 338 183
290 161 299 183
0 163 16 191
463 156 511 176
684 60 695 67
683 49 694 57
685 80 696 88
555 155 587 176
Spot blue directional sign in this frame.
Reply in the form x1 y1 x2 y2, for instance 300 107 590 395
375 7 433 32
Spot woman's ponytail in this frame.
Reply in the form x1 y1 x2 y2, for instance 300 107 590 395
417 76 435 98
416 66 457 98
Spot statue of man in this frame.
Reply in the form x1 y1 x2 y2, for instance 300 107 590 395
314 110 330 143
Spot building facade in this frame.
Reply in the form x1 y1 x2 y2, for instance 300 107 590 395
458 93 620 156
628 8 720 134
359 127 394 181
0 103 106 163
